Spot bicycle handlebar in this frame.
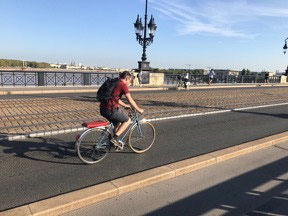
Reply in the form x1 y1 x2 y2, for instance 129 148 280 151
128 107 143 118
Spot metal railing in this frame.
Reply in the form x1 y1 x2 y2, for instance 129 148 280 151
0 70 282 86
0 70 119 86
0 71 37 86
164 74 281 85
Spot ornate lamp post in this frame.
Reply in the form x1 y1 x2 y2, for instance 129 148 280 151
283 37 288 54
134 0 157 74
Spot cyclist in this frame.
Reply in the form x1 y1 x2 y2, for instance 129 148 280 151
183 72 189 89
208 69 215 85
100 71 144 147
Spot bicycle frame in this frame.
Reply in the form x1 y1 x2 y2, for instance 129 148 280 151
118 109 143 143
76 108 155 164
94 109 143 149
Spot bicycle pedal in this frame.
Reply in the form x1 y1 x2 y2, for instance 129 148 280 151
114 147 121 151
114 141 124 151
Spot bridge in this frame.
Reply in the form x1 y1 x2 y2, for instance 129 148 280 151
1 84 288 215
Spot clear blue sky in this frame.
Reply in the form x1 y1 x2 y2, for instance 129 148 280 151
1 0 288 72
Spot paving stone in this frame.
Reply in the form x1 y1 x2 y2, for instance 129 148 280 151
1 88 288 135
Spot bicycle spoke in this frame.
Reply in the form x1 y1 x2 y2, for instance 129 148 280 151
76 129 110 164
129 122 155 153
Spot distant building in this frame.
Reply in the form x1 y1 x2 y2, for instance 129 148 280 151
60 64 67 69
50 62 86 70
275 70 284 75
50 62 130 72
167 68 208 75
202 69 209 75
213 69 240 76
250 71 260 76
260 71 274 77
50 63 65 69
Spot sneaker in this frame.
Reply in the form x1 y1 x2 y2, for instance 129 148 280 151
110 137 121 149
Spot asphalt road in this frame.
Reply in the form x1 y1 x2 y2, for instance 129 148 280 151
1 104 288 211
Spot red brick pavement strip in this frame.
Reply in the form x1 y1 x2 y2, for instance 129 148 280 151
1 87 288 139
2 102 288 142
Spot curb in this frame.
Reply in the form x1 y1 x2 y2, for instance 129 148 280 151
2 131 288 216
0 87 165 95
0 127 87 141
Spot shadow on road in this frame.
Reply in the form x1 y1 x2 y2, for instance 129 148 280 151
139 100 227 111
147 156 288 216
70 96 98 103
1 137 83 165
0 134 9 139
234 110 288 120
1 136 138 166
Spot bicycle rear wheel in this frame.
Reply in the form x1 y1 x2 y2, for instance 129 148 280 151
76 128 110 164
128 121 155 153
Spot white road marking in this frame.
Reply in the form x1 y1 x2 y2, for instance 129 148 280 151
1 102 288 141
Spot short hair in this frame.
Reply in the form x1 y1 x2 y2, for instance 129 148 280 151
119 71 132 79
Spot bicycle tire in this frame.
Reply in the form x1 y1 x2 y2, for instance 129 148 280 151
128 121 155 153
76 128 110 164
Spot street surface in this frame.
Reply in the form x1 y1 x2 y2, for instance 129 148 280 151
64 141 288 216
1 104 288 211
1 86 288 135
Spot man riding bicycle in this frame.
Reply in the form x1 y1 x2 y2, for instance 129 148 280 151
100 71 144 148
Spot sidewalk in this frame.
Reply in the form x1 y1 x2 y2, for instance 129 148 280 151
0 83 288 95
63 141 288 216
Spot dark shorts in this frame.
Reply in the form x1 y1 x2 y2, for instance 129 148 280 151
100 107 129 126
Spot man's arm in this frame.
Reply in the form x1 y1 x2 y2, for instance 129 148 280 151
125 93 144 113
118 99 130 109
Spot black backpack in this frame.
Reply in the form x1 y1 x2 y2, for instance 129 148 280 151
96 77 119 103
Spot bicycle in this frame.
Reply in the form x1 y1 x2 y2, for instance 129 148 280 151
75 108 156 164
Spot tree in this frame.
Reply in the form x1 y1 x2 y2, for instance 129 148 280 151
241 68 251 75
191 69 204 75
0 59 50 68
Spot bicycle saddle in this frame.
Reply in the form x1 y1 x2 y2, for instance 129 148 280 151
82 121 109 128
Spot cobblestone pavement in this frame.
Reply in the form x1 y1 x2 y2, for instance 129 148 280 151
1 87 288 135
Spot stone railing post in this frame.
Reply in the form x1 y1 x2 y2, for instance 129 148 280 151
149 73 164 86
37 72 45 86
280 75 287 83
83 73 91 86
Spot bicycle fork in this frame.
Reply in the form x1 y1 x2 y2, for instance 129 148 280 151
136 122 144 138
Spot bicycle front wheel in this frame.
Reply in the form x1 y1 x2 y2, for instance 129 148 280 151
128 121 155 153
76 128 110 164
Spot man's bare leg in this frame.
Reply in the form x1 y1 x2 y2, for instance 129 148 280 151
115 118 131 137
114 123 122 134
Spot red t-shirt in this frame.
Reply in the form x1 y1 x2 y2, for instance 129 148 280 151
100 80 130 110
